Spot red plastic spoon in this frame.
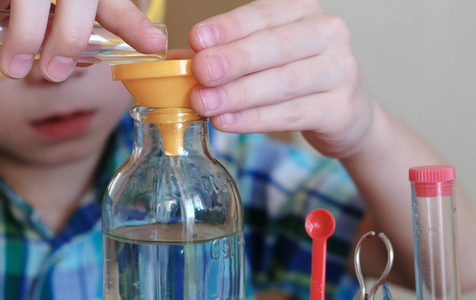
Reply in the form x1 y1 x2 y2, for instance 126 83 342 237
305 209 336 300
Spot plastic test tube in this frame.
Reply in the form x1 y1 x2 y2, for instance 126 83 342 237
409 165 461 300
0 9 167 65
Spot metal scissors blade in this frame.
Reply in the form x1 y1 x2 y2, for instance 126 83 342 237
353 231 394 300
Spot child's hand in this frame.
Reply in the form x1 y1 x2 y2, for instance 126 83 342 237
0 0 166 82
189 0 373 159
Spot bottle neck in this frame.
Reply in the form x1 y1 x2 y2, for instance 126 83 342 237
130 105 211 157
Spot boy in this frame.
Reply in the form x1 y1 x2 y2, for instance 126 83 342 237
2 0 476 298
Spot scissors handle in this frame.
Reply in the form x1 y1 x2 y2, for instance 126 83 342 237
354 231 394 300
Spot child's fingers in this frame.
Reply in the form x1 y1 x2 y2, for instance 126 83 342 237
0 0 167 81
96 0 167 55
188 0 321 51
189 51 353 117
38 0 99 82
207 92 330 134
191 13 348 87
0 0 51 79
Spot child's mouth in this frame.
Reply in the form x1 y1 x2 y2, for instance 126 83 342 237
31 110 96 140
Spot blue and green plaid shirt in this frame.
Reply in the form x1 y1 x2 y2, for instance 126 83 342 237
0 114 364 299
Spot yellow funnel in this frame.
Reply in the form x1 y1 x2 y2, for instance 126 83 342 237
112 59 200 156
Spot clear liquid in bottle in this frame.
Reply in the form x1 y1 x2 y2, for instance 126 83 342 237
104 225 245 300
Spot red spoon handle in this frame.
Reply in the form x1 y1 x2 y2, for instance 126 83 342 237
310 239 327 300
305 209 335 300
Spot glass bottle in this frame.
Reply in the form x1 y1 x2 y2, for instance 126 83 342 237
409 165 461 300
102 59 245 299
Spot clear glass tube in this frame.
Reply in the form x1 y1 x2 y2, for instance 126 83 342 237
102 106 245 299
0 9 167 65
410 166 461 300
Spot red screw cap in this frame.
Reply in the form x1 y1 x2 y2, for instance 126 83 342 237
409 165 455 197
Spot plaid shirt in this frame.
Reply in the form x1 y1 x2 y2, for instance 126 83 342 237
0 114 364 300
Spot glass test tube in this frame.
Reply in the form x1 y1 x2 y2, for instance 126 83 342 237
0 9 167 65
409 165 461 300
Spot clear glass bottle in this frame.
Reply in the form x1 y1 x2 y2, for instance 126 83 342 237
103 59 245 299
409 165 461 300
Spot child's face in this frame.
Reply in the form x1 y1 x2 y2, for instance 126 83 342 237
0 63 132 166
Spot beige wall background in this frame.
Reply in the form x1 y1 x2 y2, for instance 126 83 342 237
165 1 476 298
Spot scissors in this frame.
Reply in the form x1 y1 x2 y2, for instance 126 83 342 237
353 231 394 300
